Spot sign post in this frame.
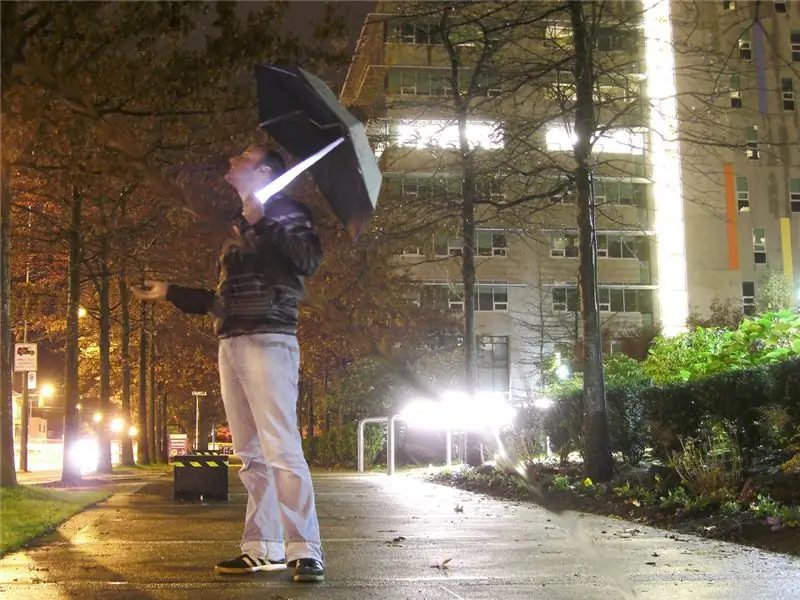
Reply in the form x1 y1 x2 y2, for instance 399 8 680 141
191 391 207 450
14 343 37 472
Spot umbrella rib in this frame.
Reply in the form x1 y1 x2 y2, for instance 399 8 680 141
258 110 304 128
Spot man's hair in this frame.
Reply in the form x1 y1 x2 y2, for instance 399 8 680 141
260 150 286 176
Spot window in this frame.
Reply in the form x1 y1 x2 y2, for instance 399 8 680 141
729 74 742 109
448 287 464 311
477 336 509 392
752 228 767 264
472 177 504 201
602 234 643 259
550 232 579 258
723 0 735 9
476 229 508 257
782 78 795 112
433 233 462 257
789 177 800 212
596 29 639 52
385 70 451 97
552 286 579 312
742 281 755 316
552 286 653 314
792 31 800 62
746 126 759 160
736 176 750 211
390 22 443 46
476 283 509 311
594 180 647 207
739 31 752 60
775 1 787 14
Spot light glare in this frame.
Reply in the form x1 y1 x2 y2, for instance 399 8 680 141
395 120 504 149
644 0 689 336
545 125 644 155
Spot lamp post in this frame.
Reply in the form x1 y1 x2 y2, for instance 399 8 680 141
192 391 206 450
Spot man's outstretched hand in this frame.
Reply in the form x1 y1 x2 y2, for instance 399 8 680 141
131 280 168 301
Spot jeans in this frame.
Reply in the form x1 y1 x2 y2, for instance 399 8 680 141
218 333 322 563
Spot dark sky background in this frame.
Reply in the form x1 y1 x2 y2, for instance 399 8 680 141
25 1 376 399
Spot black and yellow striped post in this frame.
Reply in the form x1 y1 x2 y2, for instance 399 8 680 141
172 453 229 502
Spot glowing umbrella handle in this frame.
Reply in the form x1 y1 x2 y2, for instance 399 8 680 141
254 136 346 204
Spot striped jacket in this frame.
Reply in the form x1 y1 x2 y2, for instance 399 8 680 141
165 194 322 338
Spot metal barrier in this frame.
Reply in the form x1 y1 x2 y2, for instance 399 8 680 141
357 416 453 476
172 453 229 501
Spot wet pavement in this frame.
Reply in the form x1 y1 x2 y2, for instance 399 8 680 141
1 468 799 599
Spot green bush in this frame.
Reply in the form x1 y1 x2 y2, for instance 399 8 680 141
303 422 385 469
542 356 800 465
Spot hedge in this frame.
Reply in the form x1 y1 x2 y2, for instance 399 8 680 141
535 357 800 465
302 422 385 469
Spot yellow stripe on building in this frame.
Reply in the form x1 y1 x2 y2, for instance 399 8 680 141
780 218 794 291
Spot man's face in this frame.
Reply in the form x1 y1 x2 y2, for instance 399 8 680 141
225 146 274 193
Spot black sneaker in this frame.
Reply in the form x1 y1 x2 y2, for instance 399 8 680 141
292 558 325 582
214 553 287 574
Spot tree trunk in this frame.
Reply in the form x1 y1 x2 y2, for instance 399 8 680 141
570 0 614 482
118 273 134 465
97 232 112 474
61 187 83 484
148 325 157 461
160 391 168 463
0 2 18 487
137 298 149 464
0 155 16 487
306 378 314 439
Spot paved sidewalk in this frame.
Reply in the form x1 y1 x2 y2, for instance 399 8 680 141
1 470 799 599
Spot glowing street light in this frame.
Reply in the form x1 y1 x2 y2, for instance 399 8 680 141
128 426 138 438
110 417 125 434
39 383 55 399
93 412 103 424
78 307 88 318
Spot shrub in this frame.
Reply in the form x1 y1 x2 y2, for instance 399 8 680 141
304 422 385 469
667 428 742 496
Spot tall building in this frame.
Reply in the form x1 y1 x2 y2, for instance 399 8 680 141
340 0 799 406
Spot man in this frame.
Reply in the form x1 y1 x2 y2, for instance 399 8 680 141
131 146 324 582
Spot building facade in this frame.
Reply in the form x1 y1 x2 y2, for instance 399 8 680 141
340 0 800 406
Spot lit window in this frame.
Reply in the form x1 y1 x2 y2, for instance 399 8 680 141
550 232 579 258
742 281 755 315
752 228 767 264
789 177 800 213
395 119 504 150
545 125 645 155
782 78 795 112
729 74 742 109
739 31 752 61
736 176 749 211
477 336 510 392
723 1 735 10
746 126 759 160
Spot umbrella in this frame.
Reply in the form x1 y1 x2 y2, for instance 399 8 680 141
255 64 382 241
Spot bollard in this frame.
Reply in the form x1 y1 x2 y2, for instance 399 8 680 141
172 453 229 502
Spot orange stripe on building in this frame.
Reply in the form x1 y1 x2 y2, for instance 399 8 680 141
723 164 739 271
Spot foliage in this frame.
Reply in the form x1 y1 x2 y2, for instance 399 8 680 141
668 428 742 496
304 422 385 470
756 271 795 315
687 297 744 330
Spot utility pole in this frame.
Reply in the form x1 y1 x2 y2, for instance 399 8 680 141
192 390 206 450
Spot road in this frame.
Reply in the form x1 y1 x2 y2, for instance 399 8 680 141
1 469 799 599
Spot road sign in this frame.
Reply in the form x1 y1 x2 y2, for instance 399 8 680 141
14 343 38 372
192 391 207 396
169 433 189 457
27 371 37 390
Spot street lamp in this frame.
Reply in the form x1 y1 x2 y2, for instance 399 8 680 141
39 383 54 400
78 307 87 318
110 417 125 434
93 412 103 424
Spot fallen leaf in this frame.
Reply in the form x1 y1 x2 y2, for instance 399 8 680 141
645 561 657 566
454 505 464 513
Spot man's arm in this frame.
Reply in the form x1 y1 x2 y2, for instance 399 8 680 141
250 202 322 277
165 285 218 315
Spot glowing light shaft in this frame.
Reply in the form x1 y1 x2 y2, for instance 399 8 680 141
254 136 346 203
644 0 689 337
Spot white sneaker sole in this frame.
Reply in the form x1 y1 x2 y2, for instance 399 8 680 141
215 562 287 574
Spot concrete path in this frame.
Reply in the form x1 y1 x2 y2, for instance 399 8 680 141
1 470 799 599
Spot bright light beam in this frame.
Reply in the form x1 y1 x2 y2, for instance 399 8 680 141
644 0 689 336
254 136 346 203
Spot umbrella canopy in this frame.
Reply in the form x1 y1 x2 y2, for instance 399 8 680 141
255 64 382 241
